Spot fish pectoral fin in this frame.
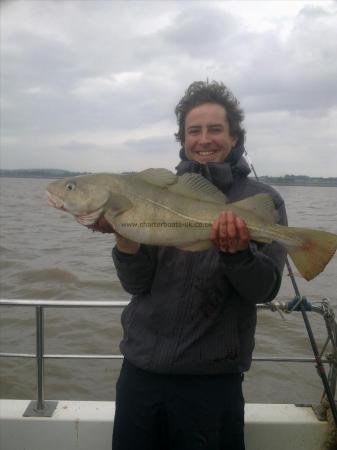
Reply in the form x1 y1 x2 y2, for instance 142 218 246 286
233 193 278 224
132 168 178 187
177 240 213 252
105 193 134 219
169 173 228 204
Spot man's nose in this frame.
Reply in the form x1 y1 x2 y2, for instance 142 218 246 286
199 130 211 145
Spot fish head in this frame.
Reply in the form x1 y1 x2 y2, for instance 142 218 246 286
46 175 111 226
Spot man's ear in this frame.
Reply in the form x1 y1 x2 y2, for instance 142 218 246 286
231 135 239 148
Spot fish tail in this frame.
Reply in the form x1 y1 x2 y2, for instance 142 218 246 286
277 225 337 281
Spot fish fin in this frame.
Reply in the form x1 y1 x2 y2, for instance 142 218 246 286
177 240 213 252
75 193 132 227
105 193 133 220
169 173 228 204
233 194 278 224
104 210 117 226
278 226 337 281
132 168 227 204
133 168 178 187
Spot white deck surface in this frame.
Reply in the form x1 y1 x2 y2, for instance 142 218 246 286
0 399 327 450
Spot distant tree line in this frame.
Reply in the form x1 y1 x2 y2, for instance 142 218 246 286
0 169 91 178
259 174 337 187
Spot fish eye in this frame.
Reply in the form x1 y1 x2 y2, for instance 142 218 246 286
66 182 76 192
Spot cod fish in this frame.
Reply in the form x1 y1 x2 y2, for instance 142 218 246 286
46 168 337 281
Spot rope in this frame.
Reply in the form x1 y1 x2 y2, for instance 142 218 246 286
287 295 312 312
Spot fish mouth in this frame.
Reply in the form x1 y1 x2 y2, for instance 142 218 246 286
46 191 104 226
46 191 66 211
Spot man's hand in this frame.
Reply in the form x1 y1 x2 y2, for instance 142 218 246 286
209 211 249 253
89 216 115 234
115 234 140 254
89 216 140 254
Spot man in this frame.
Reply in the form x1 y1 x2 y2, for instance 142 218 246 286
110 81 287 449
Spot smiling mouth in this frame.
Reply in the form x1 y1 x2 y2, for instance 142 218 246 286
195 150 218 156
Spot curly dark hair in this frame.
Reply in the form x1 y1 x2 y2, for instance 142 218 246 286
174 80 245 146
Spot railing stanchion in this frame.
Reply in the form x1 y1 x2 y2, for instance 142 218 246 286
23 305 57 417
36 306 45 411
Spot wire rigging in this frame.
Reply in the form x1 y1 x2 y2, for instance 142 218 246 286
243 149 337 428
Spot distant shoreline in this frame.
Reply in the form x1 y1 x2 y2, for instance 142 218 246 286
0 169 90 180
1 170 337 187
0 175 67 180
259 176 337 187
0 175 70 180
262 182 337 187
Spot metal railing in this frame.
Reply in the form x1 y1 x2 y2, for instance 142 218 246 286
0 298 336 417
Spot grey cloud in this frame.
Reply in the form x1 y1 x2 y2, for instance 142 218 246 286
161 5 238 57
55 136 177 158
56 141 103 152
144 3 337 115
123 135 177 154
297 4 333 18
2 21 180 136
3 32 82 91
238 6 337 113
1 0 337 176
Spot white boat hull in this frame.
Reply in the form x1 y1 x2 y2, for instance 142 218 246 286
0 399 327 450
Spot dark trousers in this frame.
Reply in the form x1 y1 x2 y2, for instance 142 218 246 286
112 359 245 450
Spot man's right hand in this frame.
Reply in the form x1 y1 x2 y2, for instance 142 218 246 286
89 216 116 234
89 216 140 254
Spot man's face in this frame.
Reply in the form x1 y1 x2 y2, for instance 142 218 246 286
184 103 238 164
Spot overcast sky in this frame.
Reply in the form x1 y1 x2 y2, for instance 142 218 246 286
1 0 337 176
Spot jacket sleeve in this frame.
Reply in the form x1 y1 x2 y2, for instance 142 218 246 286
219 198 287 304
112 244 158 295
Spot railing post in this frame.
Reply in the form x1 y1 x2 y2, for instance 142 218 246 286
23 306 57 417
36 306 45 410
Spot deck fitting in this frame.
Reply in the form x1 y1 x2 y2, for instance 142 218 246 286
23 400 58 417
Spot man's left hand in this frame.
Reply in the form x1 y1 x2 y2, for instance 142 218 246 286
88 215 115 233
210 211 250 253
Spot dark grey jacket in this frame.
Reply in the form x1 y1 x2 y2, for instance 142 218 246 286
112 152 287 375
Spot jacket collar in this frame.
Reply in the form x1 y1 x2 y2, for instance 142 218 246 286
175 139 250 192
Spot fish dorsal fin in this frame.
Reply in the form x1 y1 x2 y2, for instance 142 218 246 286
233 193 278 224
168 172 228 204
133 168 227 204
134 168 177 187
